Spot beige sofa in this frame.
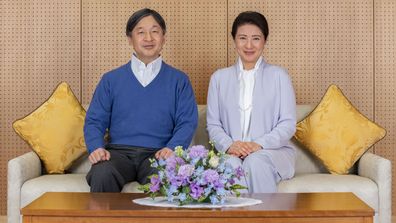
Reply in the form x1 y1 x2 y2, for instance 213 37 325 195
8 105 392 223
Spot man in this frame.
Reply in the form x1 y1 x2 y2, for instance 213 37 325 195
84 8 198 192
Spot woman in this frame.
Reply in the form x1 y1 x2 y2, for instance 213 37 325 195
206 11 296 193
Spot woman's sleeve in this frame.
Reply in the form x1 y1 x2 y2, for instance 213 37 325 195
206 74 234 152
254 70 297 149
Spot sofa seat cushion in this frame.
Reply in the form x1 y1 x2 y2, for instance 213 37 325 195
21 174 143 208
21 174 90 208
121 181 143 193
278 173 378 212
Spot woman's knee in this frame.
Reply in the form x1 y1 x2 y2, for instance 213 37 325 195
243 152 274 172
225 155 243 168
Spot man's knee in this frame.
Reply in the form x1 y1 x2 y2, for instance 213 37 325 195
86 161 124 191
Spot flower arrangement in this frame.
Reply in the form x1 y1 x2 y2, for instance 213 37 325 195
139 143 246 205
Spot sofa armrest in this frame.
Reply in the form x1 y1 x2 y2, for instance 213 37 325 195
8 151 42 223
358 152 392 223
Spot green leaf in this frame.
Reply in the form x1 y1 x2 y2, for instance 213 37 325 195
160 185 167 196
230 184 247 190
150 192 159 199
198 196 208 202
175 146 184 157
138 184 150 192
182 186 191 194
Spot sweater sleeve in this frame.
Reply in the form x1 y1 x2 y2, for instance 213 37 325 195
84 75 112 153
253 70 297 149
206 74 234 152
166 76 198 150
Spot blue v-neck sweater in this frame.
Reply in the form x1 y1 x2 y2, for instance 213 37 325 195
84 61 198 153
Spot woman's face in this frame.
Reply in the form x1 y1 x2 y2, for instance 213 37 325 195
234 24 265 70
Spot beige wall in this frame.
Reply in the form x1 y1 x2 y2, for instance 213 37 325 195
1 0 395 215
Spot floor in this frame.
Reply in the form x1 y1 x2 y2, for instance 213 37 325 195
0 215 395 222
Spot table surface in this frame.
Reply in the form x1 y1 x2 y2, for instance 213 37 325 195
21 192 374 218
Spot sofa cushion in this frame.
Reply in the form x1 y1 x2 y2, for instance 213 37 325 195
21 174 143 208
13 82 87 174
21 174 90 208
278 173 378 212
121 181 144 193
67 154 91 174
294 85 386 174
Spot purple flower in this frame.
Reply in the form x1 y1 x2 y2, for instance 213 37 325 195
189 145 208 159
149 175 161 192
166 156 185 172
235 166 245 179
190 183 204 199
203 169 219 184
139 144 248 205
213 179 223 189
169 175 184 187
178 164 195 178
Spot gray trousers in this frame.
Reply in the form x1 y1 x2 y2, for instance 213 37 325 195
86 145 157 192
226 148 295 193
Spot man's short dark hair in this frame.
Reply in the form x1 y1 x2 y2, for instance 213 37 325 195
231 11 269 41
126 8 166 37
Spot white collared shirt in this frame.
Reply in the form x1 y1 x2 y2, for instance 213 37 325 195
238 57 263 141
131 54 162 87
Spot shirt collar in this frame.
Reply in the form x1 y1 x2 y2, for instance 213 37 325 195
131 54 162 73
237 57 263 80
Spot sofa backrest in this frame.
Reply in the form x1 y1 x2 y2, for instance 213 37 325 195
69 104 328 175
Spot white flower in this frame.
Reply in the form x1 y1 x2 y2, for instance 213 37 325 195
209 155 219 168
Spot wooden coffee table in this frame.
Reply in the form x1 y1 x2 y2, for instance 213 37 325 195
21 192 373 223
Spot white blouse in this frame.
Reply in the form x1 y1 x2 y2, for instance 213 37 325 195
238 57 263 141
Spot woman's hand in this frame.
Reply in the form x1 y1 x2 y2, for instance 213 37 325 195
227 141 253 157
244 142 262 153
227 141 262 158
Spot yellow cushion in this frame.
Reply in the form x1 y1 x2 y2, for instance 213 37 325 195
13 82 87 174
294 85 386 174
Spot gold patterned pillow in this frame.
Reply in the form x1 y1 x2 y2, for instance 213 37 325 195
294 85 386 174
13 82 87 174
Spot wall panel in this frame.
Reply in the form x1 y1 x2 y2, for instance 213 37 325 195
374 0 396 214
1 0 81 215
82 0 227 105
228 0 374 118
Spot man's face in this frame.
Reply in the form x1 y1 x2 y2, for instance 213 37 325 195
128 15 165 64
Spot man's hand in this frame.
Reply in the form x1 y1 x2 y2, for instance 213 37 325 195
155 147 174 160
88 147 111 164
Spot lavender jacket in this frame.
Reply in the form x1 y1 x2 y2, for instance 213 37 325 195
206 59 297 152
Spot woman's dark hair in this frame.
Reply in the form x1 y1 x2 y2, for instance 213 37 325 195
126 8 166 37
231 11 269 40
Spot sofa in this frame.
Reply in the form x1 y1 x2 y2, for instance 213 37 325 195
8 105 392 223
